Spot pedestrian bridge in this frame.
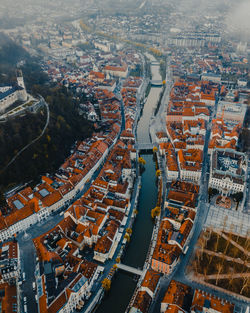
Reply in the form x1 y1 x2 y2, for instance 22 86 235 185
151 79 163 87
151 61 160 66
116 263 144 276
136 143 155 151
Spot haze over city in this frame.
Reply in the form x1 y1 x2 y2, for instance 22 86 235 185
0 1 249 313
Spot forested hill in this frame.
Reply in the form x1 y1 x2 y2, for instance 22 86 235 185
0 33 29 64
0 34 93 196
0 32 48 88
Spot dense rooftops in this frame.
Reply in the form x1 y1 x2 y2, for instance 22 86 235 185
152 181 198 274
161 280 235 313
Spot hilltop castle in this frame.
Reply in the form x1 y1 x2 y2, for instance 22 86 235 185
0 70 27 113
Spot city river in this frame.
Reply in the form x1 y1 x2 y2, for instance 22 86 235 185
137 54 162 144
96 57 162 313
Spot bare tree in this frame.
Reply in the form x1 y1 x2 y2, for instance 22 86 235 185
240 277 249 295
208 254 213 266
244 231 250 251
228 276 234 289
215 263 223 285
215 231 220 253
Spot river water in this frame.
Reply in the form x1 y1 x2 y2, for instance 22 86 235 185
137 56 162 144
96 56 162 313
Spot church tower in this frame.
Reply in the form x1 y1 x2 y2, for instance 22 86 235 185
16 70 27 101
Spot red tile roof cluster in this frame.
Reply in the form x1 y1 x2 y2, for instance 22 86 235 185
167 120 205 150
123 76 142 89
1 87 123 234
161 280 235 313
33 136 136 312
0 197 40 231
89 71 105 82
208 118 241 151
140 269 161 294
131 268 161 312
160 142 179 172
131 291 152 313
104 64 127 72
152 182 198 274
191 289 235 313
178 149 203 172
166 80 214 121
161 280 193 313
121 80 142 142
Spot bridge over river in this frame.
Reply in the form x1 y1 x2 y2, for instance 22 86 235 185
135 142 155 151
116 263 145 276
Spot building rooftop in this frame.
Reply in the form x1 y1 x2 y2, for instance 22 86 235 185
191 289 234 313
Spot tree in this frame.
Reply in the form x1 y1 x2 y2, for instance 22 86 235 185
193 259 199 274
126 228 132 235
102 278 111 291
232 192 243 210
224 233 232 255
244 233 250 251
208 187 213 202
124 233 130 242
208 187 218 202
0 190 6 209
138 157 146 166
156 169 161 177
215 263 223 285
203 266 208 280
115 257 121 263
240 277 249 295
208 254 213 266
151 206 161 219
214 232 220 253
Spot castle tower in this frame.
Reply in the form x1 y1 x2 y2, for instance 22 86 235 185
16 70 27 101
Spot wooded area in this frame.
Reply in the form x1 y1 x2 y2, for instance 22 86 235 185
0 34 93 196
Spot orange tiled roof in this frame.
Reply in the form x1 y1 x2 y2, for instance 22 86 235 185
191 289 234 313
141 269 161 293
